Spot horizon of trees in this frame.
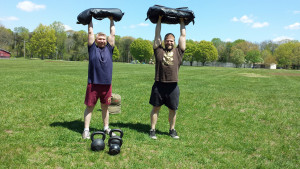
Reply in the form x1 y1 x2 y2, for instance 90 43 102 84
1 22 300 69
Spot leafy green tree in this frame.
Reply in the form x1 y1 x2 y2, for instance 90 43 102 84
245 49 263 65
231 49 245 68
261 50 271 60
72 30 88 60
115 35 121 49
277 39 293 45
113 45 120 61
73 30 87 51
183 40 196 65
231 41 259 56
193 40 218 65
14 26 29 57
119 36 135 62
292 42 300 69
274 42 295 68
50 21 67 60
211 38 223 48
130 38 153 62
259 40 278 54
216 44 227 62
64 30 75 60
29 24 56 59
262 50 277 65
0 26 14 51
72 45 87 61
223 42 233 62
232 39 246 47
211 38 228 62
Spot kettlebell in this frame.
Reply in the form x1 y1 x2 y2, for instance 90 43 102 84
91 131 106 151
108 129 123 155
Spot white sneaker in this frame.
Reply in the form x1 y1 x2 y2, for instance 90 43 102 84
105 128 116 136
82 130 90 139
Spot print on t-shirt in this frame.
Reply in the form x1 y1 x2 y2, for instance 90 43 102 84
163 51 174 66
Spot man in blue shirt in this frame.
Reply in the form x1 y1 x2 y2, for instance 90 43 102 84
82 17 115 139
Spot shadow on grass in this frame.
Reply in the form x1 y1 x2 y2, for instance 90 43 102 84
50 120 97 134
50 120 168 135
110 122 169 135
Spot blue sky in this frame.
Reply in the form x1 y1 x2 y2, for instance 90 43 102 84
0 0 299 43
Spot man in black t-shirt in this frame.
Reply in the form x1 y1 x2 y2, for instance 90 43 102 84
149 16 186 140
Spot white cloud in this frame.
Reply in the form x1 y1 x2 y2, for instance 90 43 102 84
252 22 269 28
0 16 19 21
284 22 300 30
17 1 46 12
232 15 253 23
138 23 149 27
293 10 300 14
272 36 294 42
129 22 149 29
64 25 72 31
231 17 239 22
129 25 136 29
225 38 232 42
240 15 253 23
231 15 268 28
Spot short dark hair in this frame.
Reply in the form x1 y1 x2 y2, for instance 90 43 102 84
164 33 175 40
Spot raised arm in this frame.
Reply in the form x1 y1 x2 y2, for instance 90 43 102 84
107 17 115 47
178 18 186 51
153 16 162 49
88 20 95 46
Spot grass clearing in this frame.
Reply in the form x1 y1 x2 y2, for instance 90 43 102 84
0 58 299 168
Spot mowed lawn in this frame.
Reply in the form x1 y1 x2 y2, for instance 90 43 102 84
0 59 299 168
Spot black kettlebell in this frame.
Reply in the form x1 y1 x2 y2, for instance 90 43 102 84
108 129 123 155
91 131 106 151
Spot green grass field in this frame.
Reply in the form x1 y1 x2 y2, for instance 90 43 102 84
0 58 299 168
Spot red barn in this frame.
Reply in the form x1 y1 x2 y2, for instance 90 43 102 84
0 49 11 59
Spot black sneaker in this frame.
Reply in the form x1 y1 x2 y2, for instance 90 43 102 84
169 129 179 139
149 129 157 140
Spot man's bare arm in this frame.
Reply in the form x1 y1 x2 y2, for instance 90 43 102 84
88 20 95 46
153 16 162 49
107 17 115 47
178 18 186 51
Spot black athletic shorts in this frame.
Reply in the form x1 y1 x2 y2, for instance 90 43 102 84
149 81 180 110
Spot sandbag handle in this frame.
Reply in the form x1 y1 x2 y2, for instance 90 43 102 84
176 7 189 10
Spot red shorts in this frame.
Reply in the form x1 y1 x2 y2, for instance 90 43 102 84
84 83 112 106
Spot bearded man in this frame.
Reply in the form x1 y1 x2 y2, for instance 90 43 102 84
149 16 186 140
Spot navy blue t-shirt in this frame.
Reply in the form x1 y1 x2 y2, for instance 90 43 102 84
87 42 114 84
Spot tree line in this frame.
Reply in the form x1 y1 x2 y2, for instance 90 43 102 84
1 21 300 69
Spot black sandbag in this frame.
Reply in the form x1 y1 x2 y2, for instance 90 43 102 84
77 8 92 25
77 8 124 25
91 8 124 21
145 5 195 25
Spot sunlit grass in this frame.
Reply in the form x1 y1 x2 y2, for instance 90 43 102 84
0 58 299 168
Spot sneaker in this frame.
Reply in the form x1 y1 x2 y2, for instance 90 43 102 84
149 129 157 140
169 129 179 139
82 130 90 139
105 128 116 136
